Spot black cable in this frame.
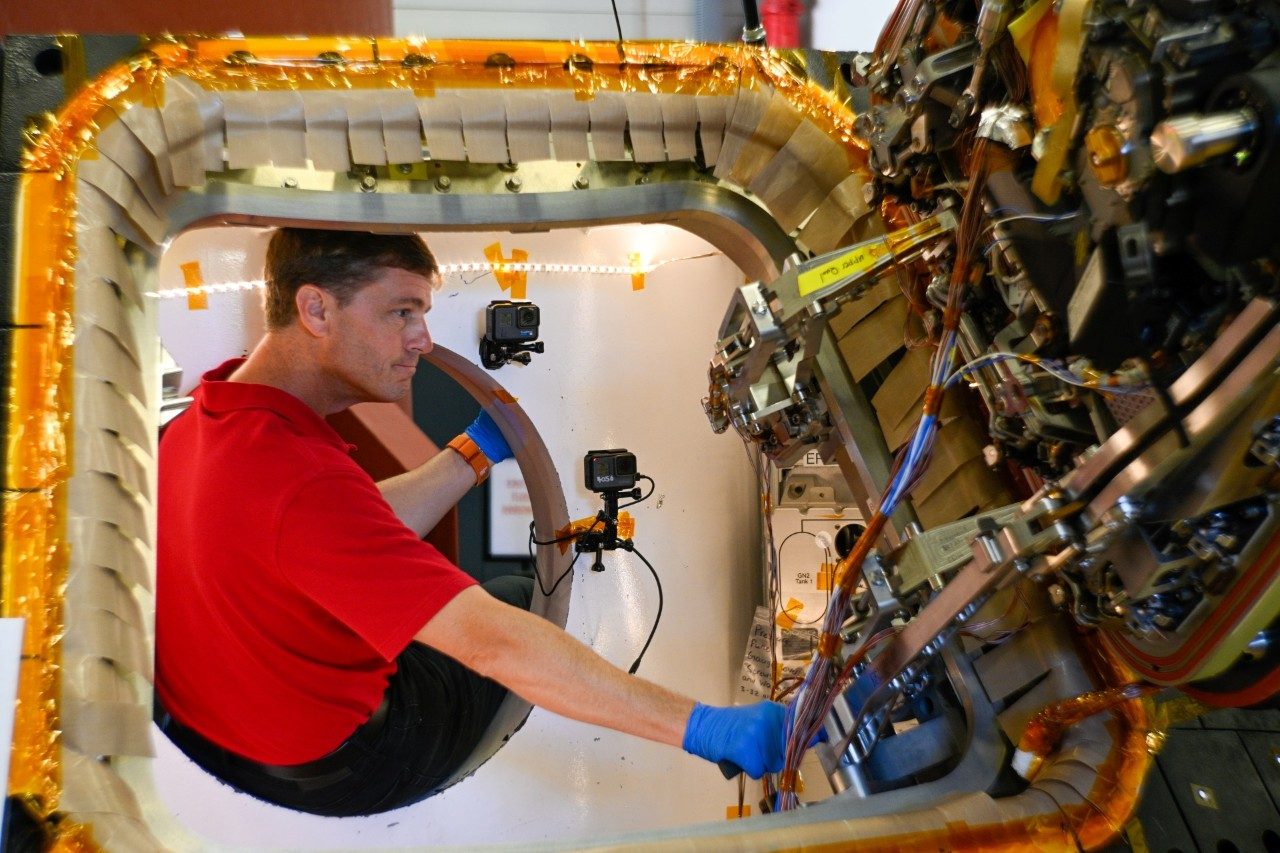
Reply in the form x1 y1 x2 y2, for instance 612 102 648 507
626 544 663 675
617 474 655 510
740 0 766 45
609 0 625 44
528 522 589 597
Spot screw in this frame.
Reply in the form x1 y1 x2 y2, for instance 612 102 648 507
505 175 523 192
573 175 590 189
282 177 298 189
435 175 452 192
636 174 651 185
359 174 377 192
397 164 413 175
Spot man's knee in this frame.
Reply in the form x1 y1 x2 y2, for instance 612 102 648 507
480 574 534 610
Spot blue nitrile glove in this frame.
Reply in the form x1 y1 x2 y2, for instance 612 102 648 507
464 411 512 464
682 701 785 779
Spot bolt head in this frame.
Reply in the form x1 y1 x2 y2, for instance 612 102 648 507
506 176 523 192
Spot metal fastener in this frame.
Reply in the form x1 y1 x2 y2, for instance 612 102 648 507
282 177 298 189
435 175 452 192
573 175 590 189
506 175 523 192
359 174 377 192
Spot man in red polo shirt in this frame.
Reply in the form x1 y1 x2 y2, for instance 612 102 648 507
156 228 784 816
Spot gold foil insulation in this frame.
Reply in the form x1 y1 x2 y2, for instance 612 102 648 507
4 29 1156 853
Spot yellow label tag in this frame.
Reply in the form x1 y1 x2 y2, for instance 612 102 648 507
726 804 752 820
796 240 893 296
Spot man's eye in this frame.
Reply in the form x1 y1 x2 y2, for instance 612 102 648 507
395 309 412 319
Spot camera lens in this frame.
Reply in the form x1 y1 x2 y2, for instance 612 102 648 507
517 305 539 327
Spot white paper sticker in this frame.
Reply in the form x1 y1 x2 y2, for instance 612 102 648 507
737 606 774 703
0 619 24 841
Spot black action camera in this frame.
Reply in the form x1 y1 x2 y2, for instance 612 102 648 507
480 300 544 369
584 448 638 493
487 300 540 343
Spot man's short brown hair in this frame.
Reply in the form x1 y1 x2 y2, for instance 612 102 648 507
264 228 439 330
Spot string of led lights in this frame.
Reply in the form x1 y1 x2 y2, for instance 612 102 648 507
143 252 721 299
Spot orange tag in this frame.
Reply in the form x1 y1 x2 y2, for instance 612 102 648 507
180 261 207 310
725 804 752 819
776 597 804 630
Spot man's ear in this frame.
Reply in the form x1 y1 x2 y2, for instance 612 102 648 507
295 284 330 337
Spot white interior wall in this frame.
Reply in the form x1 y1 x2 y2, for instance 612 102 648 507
809 0 898 50
392 0 894 49
395 0 709 42
151 222 763 848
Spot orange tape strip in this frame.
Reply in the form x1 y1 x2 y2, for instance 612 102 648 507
817 561 834 591
628 252 645 291
483 242 529 299
550 512 633 554
180 261 208 310
775 597 803 630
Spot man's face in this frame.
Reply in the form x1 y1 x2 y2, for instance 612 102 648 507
321 267 436 404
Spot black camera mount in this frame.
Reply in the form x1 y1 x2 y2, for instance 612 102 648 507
577 449 643 572
479 337 544 369
481 299 544 369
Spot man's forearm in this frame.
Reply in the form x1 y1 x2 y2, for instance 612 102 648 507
417 587 694 748
377 447 474 537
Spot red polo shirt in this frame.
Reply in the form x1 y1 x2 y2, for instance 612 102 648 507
156 359 476 764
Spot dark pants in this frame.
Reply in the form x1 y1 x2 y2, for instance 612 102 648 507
159 574 534 817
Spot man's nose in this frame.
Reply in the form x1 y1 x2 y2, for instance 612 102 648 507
407 315 433 354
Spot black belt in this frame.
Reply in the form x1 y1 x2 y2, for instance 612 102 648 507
157 695 391 792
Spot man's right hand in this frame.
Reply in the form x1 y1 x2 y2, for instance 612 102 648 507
681 701 785 779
